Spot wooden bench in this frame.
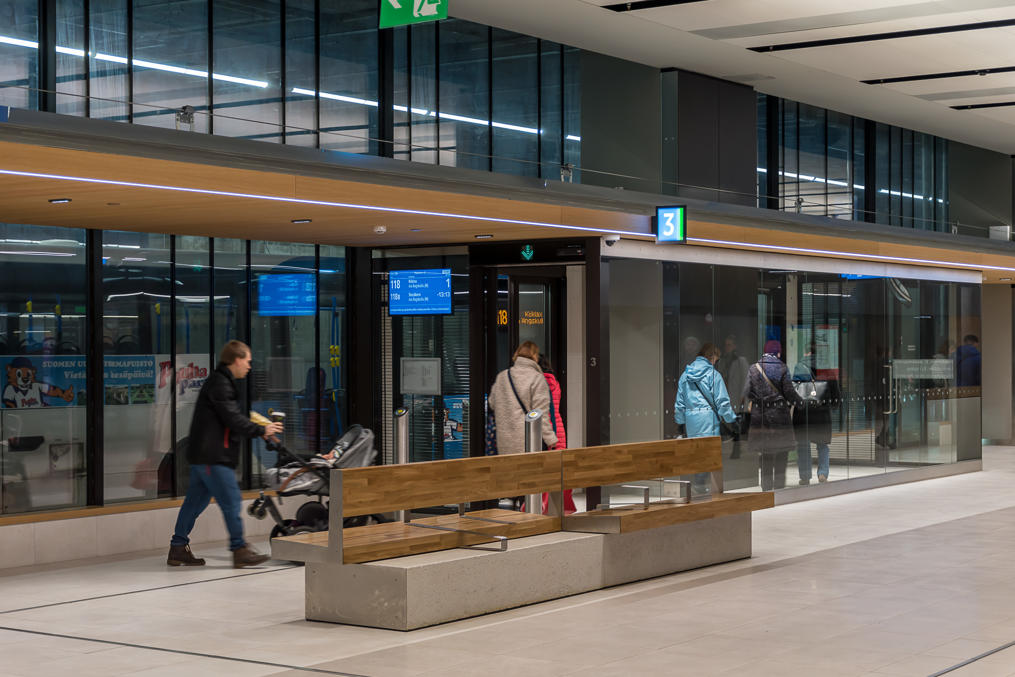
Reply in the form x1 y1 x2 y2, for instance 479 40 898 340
272 436 773 629
562 436 774 534
271 450 561 565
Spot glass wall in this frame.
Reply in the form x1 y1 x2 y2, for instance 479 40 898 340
759 94 949 231
132 0 210 131
0 0 38 110
248 241 316 485
0 224 87 513
0 222 346 514
606 254 981 494
6 2 580 179
373 248 470 464
101 230 171 501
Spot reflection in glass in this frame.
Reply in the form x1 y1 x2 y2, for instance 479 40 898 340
213 0 281 142
102 230 171 502
492 30 537 176
0 224 87 513
249 241 316 484
439 20 489 170
0 0 38 109
285 0 315 147
89 0 129 122
172 236 211 498
56 0 86 116
132 0 209 131
319 0 377 154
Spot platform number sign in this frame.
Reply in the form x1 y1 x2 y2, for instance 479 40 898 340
655 206 687 243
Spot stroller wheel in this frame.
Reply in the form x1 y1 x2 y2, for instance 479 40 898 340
247 499 266 519
270 519 305 539
295 502 329 530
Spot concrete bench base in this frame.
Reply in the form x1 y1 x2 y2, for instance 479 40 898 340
303 513 751 630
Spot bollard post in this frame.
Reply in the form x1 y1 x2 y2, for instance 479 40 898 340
524 409 542 514
393 407 409 522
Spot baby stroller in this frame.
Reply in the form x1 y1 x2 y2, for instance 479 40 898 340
248 424 384 538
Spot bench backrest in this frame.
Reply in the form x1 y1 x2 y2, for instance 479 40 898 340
338 450 562 517
561 437 721 490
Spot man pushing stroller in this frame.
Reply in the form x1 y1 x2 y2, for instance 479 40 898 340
167 340 283 568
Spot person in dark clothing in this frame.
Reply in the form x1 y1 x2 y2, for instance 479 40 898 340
953 335 981 387
792 343 838 485
167 340 282 568
743 340 802 491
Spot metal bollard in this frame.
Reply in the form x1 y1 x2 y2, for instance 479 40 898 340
393 407 409 522
524 410 542 514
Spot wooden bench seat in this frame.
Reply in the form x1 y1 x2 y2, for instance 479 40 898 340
274 509 559 564
564 492 773 534
272 451 563 565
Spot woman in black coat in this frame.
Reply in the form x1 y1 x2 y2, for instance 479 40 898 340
743 340 802 490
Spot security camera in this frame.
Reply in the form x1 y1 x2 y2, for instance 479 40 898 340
603 234 621 246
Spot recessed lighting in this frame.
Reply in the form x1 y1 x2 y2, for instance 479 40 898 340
48 198 71 204
291 218 312 224
410 228 422 232
475 234 494 239
1001 277 1012 281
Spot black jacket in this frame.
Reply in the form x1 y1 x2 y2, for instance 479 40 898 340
186 364 265 468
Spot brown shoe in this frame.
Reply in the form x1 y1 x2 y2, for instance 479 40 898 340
167 544 205 566
232 544 270 568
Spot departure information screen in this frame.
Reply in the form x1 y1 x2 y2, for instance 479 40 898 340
388 268 452 315
257 273 316 316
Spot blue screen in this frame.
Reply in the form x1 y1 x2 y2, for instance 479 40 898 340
258 273 316 316
388 269 452 316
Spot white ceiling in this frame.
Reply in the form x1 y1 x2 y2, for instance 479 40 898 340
451 0 1015 154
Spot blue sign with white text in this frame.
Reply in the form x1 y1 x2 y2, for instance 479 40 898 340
389 269 452 315
655 206 687 243
258 273 316 316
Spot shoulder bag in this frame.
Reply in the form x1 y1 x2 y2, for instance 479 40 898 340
691 373 739 442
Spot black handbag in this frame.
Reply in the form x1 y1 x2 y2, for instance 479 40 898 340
793 364 830 413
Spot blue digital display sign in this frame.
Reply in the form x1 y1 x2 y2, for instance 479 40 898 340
257 273 316 316
389 269 452 316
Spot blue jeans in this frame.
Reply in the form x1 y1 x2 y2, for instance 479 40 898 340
171 464 245 551
797 441 830 481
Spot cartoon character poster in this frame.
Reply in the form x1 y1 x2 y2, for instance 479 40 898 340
2 355 84 408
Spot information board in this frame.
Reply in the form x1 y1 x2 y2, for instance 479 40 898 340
389 268 452 315
258 273 316 316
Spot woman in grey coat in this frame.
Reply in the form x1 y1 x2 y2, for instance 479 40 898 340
488 341 558 454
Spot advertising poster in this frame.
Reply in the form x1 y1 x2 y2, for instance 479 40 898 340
1 355 86 408
103 355 157 405
443 395 467 459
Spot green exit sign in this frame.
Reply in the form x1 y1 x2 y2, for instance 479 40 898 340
379 0 448 28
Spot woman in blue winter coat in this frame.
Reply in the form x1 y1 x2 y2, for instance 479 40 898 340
674 342 738 493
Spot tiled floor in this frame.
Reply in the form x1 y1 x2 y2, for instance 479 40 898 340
5 448 1015 676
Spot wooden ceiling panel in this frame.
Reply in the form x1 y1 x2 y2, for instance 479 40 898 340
2 139 1014 281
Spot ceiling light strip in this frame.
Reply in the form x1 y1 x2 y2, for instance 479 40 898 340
749 18 1015 53
687 237 1015 273
0 168 638 236
862 65 1015 85
951 100 1015 110
603 0 707 11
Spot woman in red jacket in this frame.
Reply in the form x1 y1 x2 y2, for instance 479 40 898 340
539 356 577 514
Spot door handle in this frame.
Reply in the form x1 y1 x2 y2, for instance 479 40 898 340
883 364 898 414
